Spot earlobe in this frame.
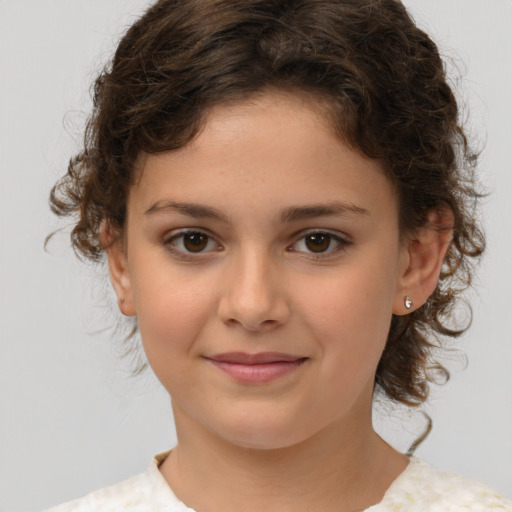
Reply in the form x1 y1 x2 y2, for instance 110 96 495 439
393 208 453 315
100 221 136 316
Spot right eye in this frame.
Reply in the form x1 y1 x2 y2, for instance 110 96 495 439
165 230 221 255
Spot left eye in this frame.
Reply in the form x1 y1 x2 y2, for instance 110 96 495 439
167 231 220 254
290 232 347 255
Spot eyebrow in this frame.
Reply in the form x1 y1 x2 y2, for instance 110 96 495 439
145 201 229 222
278 202 370 223
144 200 369 223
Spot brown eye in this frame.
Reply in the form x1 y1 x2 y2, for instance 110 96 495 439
289 231 348 257
183 232 209 252
167 230 219 255
304 233 331 253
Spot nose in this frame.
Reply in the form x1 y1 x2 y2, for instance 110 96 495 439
217 246 291 332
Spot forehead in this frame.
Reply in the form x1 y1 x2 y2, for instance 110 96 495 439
130 92 397 223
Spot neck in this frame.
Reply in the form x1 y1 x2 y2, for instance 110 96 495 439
159 404 408 512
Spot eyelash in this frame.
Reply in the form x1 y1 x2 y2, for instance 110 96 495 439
287 230 351 259
164 229 222 260
164 229 351 260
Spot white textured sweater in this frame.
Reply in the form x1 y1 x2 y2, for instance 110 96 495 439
45 452 512 511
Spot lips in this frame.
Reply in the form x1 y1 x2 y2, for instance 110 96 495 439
205 352 308 383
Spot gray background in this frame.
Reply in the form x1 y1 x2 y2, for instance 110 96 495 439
1 1 511 510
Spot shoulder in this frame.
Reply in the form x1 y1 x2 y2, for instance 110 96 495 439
44 471 150 512
376 457 512 511
43 452 192 512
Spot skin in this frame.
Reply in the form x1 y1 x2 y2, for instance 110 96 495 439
106 92 452 512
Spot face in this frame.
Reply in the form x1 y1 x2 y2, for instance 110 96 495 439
111 92 411 450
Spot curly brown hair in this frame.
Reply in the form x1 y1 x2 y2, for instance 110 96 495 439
49 0 484 407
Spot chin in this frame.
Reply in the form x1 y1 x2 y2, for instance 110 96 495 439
212 414 319 452
222 432 304 451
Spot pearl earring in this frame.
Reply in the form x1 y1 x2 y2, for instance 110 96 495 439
404 296 413 310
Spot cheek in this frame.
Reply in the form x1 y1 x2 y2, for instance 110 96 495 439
299 264 395 327
130 267 216 368
294 262 397 370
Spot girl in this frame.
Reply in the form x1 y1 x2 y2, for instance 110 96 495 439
44 0 511 510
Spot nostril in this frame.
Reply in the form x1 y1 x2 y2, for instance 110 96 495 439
223 316 282 332
217 265 291 330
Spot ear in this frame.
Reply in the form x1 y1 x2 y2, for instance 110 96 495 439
393 208 453 315
100 221 136 316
